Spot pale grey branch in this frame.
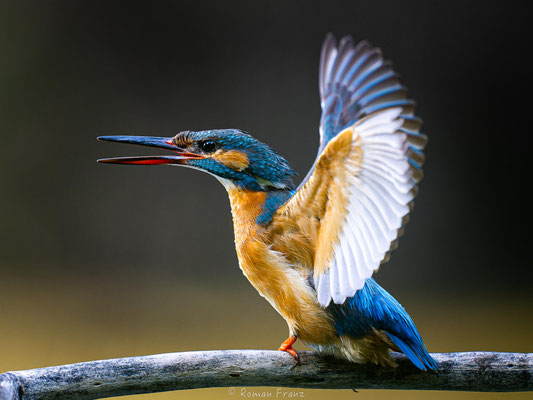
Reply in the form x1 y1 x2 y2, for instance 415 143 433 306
0 350 531 399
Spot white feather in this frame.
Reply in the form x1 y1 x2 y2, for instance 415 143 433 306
316 106 424 307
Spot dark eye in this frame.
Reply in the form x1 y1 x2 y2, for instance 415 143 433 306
199 140 217 153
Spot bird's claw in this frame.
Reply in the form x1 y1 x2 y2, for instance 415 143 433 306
278 336 299 366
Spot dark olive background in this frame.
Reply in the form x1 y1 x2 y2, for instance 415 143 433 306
0 2 531 399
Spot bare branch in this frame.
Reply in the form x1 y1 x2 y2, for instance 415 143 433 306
1 351 531 399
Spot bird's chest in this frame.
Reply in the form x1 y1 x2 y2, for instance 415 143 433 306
227 190 297 296
226 189 336 344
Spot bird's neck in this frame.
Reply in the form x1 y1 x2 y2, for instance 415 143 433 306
226 189 267 246
224 188 291 240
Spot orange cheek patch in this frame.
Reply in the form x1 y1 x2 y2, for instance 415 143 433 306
213 150 249 171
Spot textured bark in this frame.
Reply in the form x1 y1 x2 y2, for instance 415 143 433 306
0 351 531 399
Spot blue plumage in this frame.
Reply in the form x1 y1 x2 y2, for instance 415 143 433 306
186 129 296 191
256 190 295 225
328 278 437 371
318 36 414 153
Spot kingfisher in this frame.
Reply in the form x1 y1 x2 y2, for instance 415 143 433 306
98 34 437 371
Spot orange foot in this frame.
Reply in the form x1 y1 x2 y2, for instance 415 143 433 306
278 336 299 363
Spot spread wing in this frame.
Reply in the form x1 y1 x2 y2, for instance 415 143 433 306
318 34 414 153
275 35 426 307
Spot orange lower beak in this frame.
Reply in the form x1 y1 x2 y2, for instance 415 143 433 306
97 135 204 165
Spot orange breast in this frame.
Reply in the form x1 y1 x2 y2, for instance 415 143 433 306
226 189 337 345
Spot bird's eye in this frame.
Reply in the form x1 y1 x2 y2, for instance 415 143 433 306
199 140 217 153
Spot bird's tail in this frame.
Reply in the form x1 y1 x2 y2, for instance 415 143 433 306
331 278 438 371
387 332 438 371
366 279 438 371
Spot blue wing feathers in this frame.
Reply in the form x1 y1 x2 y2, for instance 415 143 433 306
328 278 438 371
314 35 434 370
318 35 413 153
360 99 414 117
359 85 405 107
320 94 343 144
296 35 417 193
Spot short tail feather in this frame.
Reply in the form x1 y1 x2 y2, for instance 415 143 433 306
387 332 438 371
328 278 438 371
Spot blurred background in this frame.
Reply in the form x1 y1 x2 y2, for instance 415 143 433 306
0 1 531 399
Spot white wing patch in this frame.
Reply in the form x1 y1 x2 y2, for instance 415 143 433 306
316 107 425 306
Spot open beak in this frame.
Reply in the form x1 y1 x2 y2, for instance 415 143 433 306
97 135 204 165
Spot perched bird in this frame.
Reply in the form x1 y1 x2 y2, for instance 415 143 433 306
98 34 437 371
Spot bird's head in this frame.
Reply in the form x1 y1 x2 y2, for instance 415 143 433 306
98 129 296 191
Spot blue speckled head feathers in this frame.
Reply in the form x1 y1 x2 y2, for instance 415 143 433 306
173 129 297 191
